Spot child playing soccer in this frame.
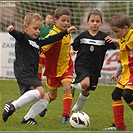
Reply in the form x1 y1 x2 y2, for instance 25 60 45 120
40 7 74 124
2 12 76 125
103 12 133 131
70 9 117 112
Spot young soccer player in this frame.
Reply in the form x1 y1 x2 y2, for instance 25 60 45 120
40 7 74 124
2 12 76 125
38 12 54 82
70 9 117 112
103 13 133 131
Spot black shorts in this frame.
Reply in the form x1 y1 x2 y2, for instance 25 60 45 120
73 67 99 91
17 77 43 95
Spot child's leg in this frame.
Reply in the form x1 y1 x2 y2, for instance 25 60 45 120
62 81 72 117
62 93 72 116
2 86 45 122
72 92 89 112
122 89 133 110
71 82 84 90
12 88 42 109
60 81 73 123
23 99 49 121
112 87 126 130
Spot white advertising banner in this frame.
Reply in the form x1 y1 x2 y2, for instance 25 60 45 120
1 32 15 78
101 49 119 74
99 49 119 83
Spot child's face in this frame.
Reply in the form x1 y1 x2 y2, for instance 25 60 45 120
111 26 129 39
54 15 70 31
86 15 102 32
24 20 43 39
45 14 54 26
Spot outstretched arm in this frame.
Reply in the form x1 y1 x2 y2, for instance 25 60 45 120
39 26 77 47
7 25 26 43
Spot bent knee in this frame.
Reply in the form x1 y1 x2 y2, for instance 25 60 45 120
112 87 123 100
36 86 45 98
122 89 133 103
82 82 90 89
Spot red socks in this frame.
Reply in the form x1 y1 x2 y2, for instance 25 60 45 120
62 94 72 117
112 100 126 130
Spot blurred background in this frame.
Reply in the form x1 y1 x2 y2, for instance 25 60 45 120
1 1 133 33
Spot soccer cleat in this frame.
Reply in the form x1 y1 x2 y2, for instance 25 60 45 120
71 87 76 98
39 108 47 117
103 126 119 131
2 100 15 122
103 123 120 131
21 118 38 125
60 116 69 124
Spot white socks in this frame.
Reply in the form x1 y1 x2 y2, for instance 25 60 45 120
12 89 41 109
71 83 84 90
24 99 49 120
72 93 89 112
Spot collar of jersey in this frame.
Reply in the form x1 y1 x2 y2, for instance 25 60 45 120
53 25 62 33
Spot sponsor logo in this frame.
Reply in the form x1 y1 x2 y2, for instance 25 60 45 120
28 40 39 50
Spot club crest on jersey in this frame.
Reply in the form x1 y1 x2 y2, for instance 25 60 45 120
90 46 94 52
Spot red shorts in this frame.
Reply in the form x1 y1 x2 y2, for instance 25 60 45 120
116 75 133 90
46 70 73 90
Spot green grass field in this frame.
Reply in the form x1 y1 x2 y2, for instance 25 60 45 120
0 79 133 132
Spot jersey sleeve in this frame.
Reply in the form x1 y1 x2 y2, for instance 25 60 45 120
105 40 117 50
38 30 68 47
9 30 27 44
71 35 81 51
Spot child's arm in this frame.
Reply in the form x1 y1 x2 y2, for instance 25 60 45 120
7 25 26 43
7 25 15 32
110 63 122 82
39 26 77 47
104 36 119 46
70 46 77 56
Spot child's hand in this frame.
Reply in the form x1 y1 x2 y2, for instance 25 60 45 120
105 36 115 43
110 73 119 82
67 26 77 34
7 25 14 32
70 46 77 56
105 36 119 46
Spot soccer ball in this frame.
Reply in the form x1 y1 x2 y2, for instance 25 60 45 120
69 111 90 128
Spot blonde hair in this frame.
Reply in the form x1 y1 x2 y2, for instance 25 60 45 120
23 12 43 25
